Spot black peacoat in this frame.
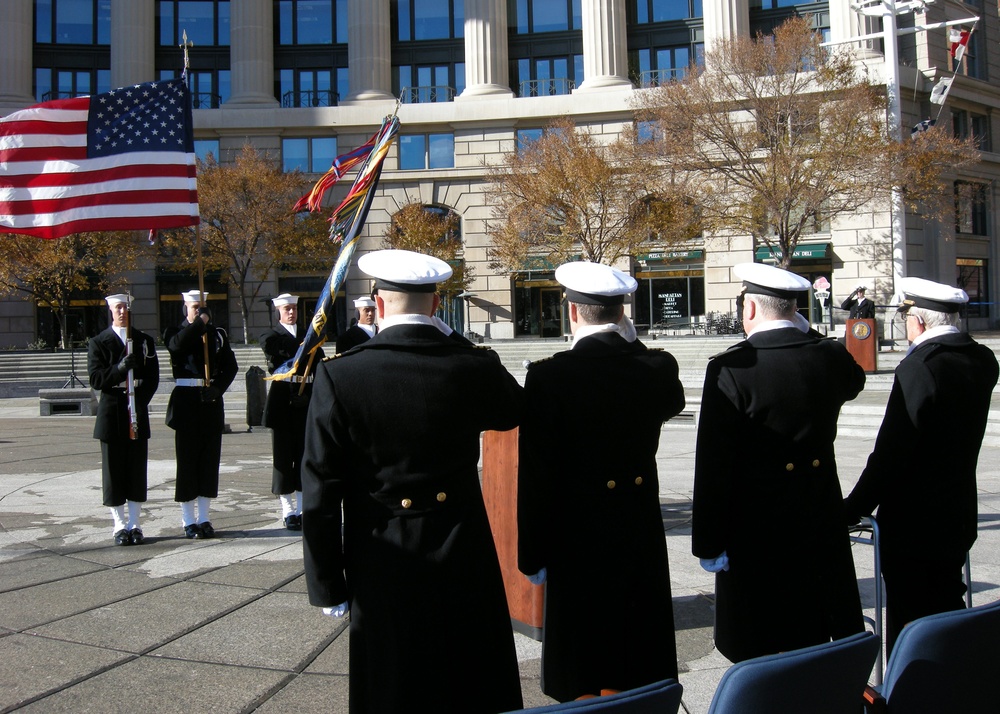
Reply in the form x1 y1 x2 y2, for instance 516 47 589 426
845 332 999 558
88 326 159 441
693 326 866 662
334 324 372 353
163 318 238 433
517 331 686 701
301 323 525 714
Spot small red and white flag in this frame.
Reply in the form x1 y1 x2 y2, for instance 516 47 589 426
949 28 971 62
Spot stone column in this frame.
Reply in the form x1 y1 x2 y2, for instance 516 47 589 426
576 0 631 91
0 0 35 110
702 0 749 56
227 0 278 106
346 0 394 101
111 0 155 88
458 0 513 98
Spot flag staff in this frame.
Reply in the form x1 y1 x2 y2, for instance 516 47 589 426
180 29 211 386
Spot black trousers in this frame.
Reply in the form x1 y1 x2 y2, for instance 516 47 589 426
882 551 967 657
101 439 148 506
173 430 222 502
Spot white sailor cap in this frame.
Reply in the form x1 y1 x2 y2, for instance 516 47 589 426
105 293 132 307
181 289 206 303
359 249 453 294
734 263 810 299
272 293 299 307
353 297 376 308
898 277 968 314
555 261 637 306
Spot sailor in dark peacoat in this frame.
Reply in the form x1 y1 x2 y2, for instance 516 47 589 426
335 297 378 353
844 277 999 656
88 294 159 545
693 263 866 663
260 293 323 530
163 290 238 538
517 261 686 702
841 285 876 319
302 250 524 714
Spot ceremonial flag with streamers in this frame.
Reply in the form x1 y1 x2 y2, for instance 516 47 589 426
0 78 199 239
949 28 971 62
269 114 400 382
929 76 954 106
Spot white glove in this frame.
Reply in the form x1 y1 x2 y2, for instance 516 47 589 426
526 567 547 585
322 601 349 618
792 312 811 333
700 552 730 573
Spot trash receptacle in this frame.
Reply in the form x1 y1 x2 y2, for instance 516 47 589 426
246 365 266 430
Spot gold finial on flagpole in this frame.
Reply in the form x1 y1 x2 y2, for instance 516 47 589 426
180 29 193 72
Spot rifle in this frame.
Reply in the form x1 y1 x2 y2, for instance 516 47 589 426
125 295 138 440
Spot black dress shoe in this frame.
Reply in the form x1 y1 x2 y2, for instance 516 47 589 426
198 521 215 538
284 514 302 531
184 524 202 539
114 529 131 546
129 527 144 545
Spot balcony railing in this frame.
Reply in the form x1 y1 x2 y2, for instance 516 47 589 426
399 86 456 104
281 89 339 108
191 92 221 109
638 68 686 88
519 78 575 97
41 90 90 101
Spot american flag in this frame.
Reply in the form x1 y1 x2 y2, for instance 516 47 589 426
0 77 199 240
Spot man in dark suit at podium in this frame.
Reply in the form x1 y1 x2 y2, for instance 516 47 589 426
841 284 876 319
845 277 999 656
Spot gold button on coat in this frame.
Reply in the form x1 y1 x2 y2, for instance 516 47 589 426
607 480 616 489
436 492 447 502
401 498 412 509
812 459 821 468
785 463 794 472
634 477 643 486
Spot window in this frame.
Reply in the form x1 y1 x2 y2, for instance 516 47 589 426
633 0 703 23
36 0 111 45
955 182 989 236
633 44 702 86
277 0 347 45
953 110 991 152
282 137 338 173
35 67 111 101
509 0 582 33
194 139 220 163
515 55 583 96
957 258 988 318
396 64 465 103
398 134 455 170
396 0 464 41
279 68 337 107
158 69 230 107
159 1 230 46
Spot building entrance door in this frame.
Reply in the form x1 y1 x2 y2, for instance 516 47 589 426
539 288 563 338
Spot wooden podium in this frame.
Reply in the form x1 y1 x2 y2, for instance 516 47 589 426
845 318 878 372
482 427 545 640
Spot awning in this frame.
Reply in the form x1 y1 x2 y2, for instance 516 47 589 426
755 243 830 262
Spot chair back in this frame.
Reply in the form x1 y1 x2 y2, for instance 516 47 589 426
707 631 880 714
504 679 683 713
881 599 1000 712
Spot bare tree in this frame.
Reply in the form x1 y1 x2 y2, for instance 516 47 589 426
484 118 699 272
634 15 980 269
159 144 332 343
0 232 145 349
382 200 471 297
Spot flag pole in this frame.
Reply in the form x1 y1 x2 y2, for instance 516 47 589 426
179 29 211 385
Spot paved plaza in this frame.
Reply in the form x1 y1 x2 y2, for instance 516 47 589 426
1 377 999 712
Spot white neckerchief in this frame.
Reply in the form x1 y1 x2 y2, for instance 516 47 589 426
379 314 436 331
112 326 127 345
572 323 620 348
280 322 297 338
358 322 377 338
747 319 796 339
908 325 960 354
